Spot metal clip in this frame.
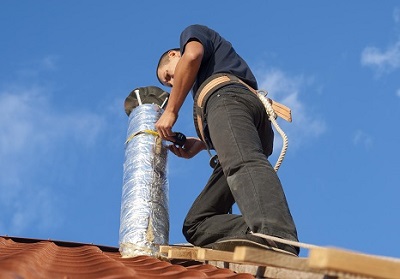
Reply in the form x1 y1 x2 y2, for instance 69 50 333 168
209 155 219 168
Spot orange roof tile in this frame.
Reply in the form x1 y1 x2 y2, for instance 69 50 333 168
0 236 254 279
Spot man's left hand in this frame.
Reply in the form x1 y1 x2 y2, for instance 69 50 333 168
168 137 206 159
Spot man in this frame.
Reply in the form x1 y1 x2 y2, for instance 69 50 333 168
155 24 299 255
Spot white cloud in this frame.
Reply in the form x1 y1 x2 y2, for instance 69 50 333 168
257 69 326 152
361 41 400 74
41 55 58 71
353 130 373 149
15 56 59 78
5 187 60 234
394 7 400 23
0 86 104 155
361 8 400 75
0 85 106 234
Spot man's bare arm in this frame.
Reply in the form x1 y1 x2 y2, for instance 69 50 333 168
156 40 204 140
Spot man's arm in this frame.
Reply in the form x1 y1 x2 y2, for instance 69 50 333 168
155 40 204 141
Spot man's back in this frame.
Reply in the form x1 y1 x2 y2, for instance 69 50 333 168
179 24 258 95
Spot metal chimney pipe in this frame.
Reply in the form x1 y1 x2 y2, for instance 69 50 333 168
119 86 169 258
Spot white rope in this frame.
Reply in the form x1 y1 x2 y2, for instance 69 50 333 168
251 232 320 250
256 90 289 172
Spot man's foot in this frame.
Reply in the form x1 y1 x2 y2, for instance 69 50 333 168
209 234 299 256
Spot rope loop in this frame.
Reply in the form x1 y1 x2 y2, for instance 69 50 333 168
256 90 289 172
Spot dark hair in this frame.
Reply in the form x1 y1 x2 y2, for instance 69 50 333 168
156 48 180 85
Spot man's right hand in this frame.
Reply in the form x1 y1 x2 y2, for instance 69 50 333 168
155 110 178 143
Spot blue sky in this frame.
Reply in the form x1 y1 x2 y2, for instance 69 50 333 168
1 1 399 259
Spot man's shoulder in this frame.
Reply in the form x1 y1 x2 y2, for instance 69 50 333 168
182 24 215 36
184 24 209 31
181 25 217 51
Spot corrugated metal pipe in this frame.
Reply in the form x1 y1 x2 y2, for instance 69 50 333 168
119 86 170 258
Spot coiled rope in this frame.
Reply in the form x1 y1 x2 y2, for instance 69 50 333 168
256 90 289 172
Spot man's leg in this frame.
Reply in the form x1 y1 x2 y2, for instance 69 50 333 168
183 162 249 246
206 87 299 244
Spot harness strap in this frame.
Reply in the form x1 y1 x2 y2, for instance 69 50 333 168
193 73 292 143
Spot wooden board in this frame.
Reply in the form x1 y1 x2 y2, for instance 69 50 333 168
308 247 400 279
209 261 328 279
161 245 310 271
197 248 234 262
233 246 309 271
160 244 400 279
160 245 328 279
159 245 200 260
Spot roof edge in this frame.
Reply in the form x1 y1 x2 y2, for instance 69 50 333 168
1 235 119 253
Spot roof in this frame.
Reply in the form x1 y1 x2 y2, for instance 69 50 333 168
0 236 254 279
2 235 400 279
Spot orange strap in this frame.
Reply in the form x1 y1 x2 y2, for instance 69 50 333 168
193 74 292 143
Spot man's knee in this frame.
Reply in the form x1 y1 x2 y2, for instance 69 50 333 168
182 217 197 244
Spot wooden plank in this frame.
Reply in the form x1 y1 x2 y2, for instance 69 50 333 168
209 261 328 279
197 248 234 262
233 246 310 271
308 247 400 279
160 245 235 262
161 245 334 278
159 245 200 260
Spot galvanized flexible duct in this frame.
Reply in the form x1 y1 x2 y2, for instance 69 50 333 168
119 87 169 258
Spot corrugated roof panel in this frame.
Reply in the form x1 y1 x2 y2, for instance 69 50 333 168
0 236 254 279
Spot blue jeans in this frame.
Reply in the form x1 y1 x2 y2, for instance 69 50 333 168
183 85 299 247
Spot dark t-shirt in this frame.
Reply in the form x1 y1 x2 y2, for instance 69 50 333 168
180 24 258 96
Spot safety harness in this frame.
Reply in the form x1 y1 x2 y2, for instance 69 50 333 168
193 73 292 171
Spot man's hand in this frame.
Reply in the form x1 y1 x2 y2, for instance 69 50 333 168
168 137 206 159
155 110 178 142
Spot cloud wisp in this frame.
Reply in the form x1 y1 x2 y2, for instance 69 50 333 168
0 85 105 235
257 68 326 152
394 7 400 23
361 41 400 75
352 130 373 150
361 7 400 76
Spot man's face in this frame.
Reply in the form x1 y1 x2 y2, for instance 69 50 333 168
157 51 180 87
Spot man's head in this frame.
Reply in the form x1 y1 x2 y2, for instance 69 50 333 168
156 48 181 87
